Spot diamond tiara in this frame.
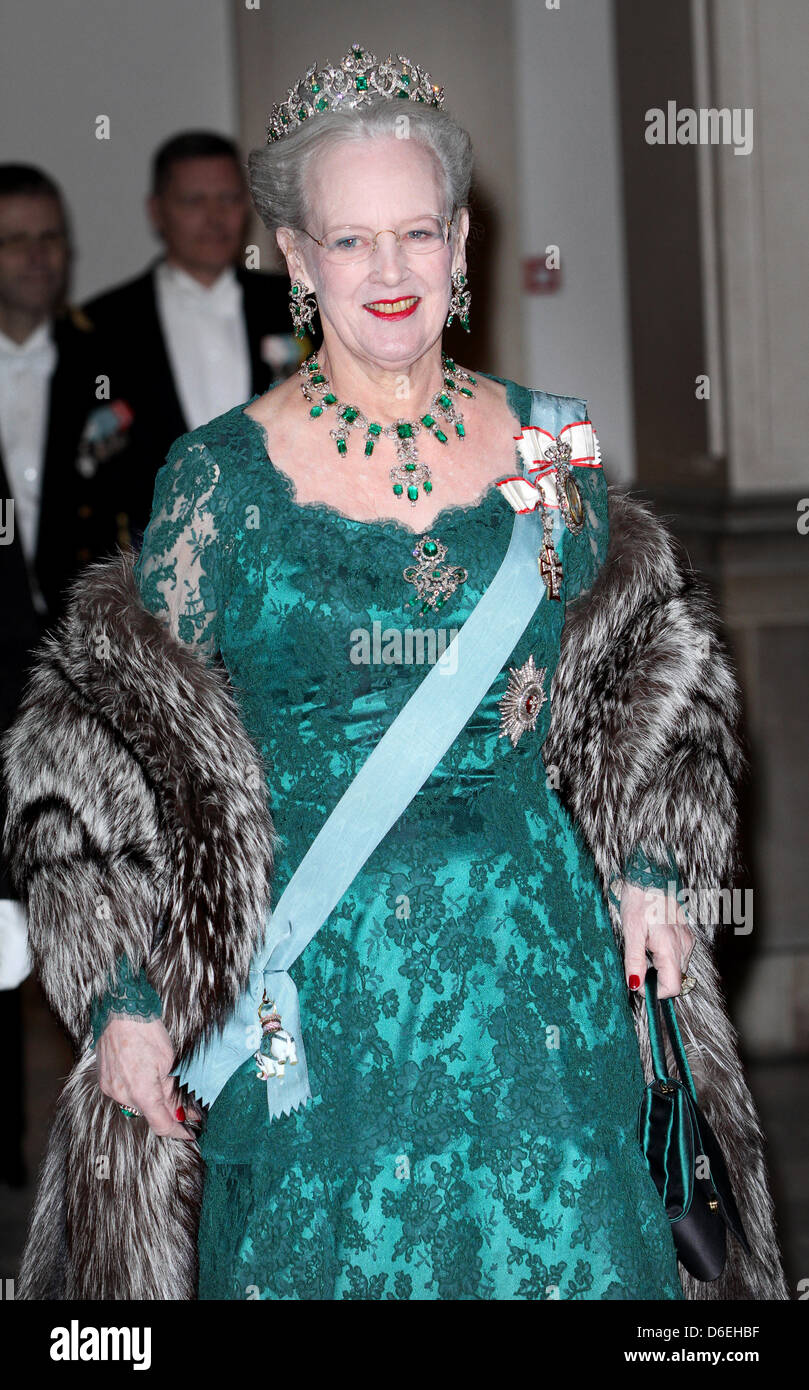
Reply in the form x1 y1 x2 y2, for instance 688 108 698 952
267 42 445 144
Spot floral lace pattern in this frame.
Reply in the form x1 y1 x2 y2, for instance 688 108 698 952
90 954 162 1045
132 374 683 1300
611 847 689 926
621 846 680 894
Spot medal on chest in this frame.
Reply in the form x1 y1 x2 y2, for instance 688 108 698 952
499 423 595 600
545 437 585 535
253 990 299 1082
538 539 563 601
498 654 549 747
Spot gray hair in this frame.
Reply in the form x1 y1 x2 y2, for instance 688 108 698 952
247 97 474 236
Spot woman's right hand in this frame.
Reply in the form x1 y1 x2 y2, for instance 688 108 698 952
96 1014 201 1139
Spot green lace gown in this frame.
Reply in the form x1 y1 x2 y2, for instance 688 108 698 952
120 372 683 1300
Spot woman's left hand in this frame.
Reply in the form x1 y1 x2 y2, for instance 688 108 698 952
620 881 696 1000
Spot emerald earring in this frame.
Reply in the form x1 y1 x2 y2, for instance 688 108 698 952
289 280 318 338
446 270 471 332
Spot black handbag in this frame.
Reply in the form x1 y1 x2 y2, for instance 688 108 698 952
637 967 752 1281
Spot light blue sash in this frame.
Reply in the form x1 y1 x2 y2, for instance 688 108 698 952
174 388 581 1116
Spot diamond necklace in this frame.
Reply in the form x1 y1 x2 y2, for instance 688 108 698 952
299 352 476 506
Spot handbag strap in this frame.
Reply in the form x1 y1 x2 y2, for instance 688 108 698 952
644 967 699 1105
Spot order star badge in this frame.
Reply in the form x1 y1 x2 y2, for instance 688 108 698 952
498 654 548 748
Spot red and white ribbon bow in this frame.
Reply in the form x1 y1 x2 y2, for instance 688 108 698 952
496 420 601 513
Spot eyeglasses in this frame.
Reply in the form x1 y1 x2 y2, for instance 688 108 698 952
0 229 67 253
300 212 453 264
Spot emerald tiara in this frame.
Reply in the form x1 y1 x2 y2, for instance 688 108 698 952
266 42 444 144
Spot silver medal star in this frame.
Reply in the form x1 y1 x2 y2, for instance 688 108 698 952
498 654 548 748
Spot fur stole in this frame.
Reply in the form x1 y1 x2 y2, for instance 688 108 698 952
1 488 788 1299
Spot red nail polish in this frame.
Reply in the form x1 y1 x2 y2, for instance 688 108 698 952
629 974 640 991
175 1106 186 1123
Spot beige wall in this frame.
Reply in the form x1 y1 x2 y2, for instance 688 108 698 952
232 1 525 378
706 0 809 1049
713 0 809 494
0 0 239 302
514 0 635 483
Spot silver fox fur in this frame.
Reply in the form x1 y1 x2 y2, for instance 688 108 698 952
545 489 789 1300
1 486 789 1300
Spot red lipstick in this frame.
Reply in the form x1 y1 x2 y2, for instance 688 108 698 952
363 296 420 320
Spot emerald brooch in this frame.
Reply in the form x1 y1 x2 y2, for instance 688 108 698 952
403 535 468 615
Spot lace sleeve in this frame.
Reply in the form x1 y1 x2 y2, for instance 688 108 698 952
620 845 680 894
133 436 230 663
88 436 230 1044
608 845 691 925
90 954 162 1046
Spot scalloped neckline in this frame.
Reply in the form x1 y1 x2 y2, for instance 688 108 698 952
237 371 530 537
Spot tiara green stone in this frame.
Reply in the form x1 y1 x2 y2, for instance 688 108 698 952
267 43 444 144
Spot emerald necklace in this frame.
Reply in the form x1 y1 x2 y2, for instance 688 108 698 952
299 352 476 506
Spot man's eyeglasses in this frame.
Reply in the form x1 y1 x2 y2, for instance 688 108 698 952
300 212 454 265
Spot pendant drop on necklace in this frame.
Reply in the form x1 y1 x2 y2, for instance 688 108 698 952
389 420 432 505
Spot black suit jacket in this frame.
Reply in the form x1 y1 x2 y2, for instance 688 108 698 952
83 260 316 545
0 307 121 894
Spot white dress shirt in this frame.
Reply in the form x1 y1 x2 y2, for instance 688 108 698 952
154 260 251 430
0 900 31 989
0 319 55 618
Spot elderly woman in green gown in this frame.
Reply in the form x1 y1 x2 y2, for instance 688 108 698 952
96 46 692 1300
6 46 786 1303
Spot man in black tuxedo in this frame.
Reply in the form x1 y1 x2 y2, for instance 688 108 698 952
84 131 315 550
0 165 126 1186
